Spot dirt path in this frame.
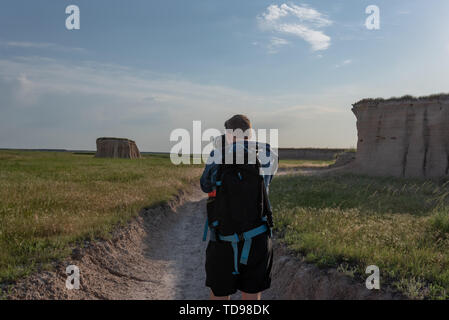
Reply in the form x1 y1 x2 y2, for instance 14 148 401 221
9 175 399 300
128 189 250 299
137 189 209 299
9 189 231 299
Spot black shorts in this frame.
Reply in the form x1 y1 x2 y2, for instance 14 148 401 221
205 232 273 297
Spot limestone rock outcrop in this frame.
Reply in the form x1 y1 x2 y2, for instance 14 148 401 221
351 94 449 178
95 137 141 159
331 151 356 168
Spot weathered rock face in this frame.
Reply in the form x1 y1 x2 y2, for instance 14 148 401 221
95 137 141 159
331 151 356 168
351 95 449 178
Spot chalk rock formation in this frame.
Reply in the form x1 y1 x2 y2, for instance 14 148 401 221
331 151 356 168
95 137 141 159
351 94 449 178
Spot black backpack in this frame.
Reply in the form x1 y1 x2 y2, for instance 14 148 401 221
202 139 273 275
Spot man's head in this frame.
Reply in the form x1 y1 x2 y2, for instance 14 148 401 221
224 114 252 142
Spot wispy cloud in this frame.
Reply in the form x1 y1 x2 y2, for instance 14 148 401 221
0 41 86 53
335 59 352 68
267 37 290 53
258 3 332 52
0 56 349 150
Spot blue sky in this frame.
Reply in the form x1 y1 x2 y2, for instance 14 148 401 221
1 0 449 151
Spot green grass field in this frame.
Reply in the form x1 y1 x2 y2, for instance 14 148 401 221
2 150 449 299
0 150 201 284
270 174 449 299
278 159 335 169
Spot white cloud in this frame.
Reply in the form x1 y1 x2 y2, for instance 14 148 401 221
335 59 352 68
261 4 331 27
277 23 330 51
267 37 290 53
258 3 332 52
270 37 289 46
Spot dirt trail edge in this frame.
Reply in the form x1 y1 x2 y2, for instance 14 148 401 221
8 186 400 300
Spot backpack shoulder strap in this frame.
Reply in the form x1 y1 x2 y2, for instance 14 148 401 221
221 134 226 164
261 179 274 229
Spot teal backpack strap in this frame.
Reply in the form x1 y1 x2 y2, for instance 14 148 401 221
218 233 240 275
203 219 219 241
240 224 268 265
202 218 209 241
231 242 240 275
240 239 252 265
218 224 268 274
261 216 273 238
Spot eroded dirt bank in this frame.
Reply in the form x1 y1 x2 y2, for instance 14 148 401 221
264 244 400 300
8 187 399 300
8 189 209 299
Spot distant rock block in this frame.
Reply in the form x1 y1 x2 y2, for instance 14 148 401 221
95 137 141 159
351 94 449 178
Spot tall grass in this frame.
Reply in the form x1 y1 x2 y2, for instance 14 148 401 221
278 159 335 169
270 174 449 299
430 207 449 236
0 150 201 283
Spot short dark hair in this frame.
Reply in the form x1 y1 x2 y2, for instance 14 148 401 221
224 114 251 132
